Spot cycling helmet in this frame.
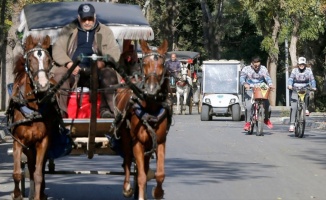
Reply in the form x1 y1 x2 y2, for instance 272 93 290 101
298 57 306 72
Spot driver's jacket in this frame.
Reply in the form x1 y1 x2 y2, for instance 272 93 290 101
240 65 273 87
52 19 120 67
165 59 181 76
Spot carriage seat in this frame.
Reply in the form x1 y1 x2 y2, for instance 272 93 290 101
67 87 101 119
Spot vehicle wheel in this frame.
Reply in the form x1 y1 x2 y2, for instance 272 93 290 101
201 105 210 121
256 104 264 136
231 104 241 121
297 107 306 138
294 110 299 137
189 96 193 115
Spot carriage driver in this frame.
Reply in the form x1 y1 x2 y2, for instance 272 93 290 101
51 3 121 118
240 56 274 131
166 53 181 78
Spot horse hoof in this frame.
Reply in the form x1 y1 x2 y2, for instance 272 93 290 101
41 194 48 200
152 187 164 199
122 188 134 198
11 193 23 200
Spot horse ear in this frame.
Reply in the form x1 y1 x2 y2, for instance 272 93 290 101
157 39 168 55
25 35 34 50
42 35 51 49
140 40 151 54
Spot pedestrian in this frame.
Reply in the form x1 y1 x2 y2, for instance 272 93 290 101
287 56 317 132
240 56 274 131
51 3 121 118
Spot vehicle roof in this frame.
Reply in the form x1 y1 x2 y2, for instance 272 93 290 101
18 2 154 43
203 60 240 64
166 51 200 61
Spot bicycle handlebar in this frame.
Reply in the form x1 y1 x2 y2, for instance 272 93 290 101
290 86 314 92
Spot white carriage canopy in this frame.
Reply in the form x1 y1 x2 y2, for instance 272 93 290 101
18 2 154 44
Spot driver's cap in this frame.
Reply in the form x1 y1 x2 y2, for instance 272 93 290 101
298 57 306 64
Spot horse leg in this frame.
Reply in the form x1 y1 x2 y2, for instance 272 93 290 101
121 125 133 198
133 142 146 200
12 141 23 200
183 91 188 112
25 149 36 200
176 92 180 114
33 137 49 200
152 142 165 199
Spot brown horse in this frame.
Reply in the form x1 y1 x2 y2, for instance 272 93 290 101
113 39 170 199
8 35 59 200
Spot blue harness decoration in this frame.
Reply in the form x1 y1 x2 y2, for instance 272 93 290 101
6 83 72 159
133 102 166 123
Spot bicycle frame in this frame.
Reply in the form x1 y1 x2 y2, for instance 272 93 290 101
294 88 307 138
248 99 265 136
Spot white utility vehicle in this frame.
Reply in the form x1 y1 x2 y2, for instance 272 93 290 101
200 60 245 121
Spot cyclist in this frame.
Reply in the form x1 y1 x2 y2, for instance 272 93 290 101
240 56 274 131
287 57 316 132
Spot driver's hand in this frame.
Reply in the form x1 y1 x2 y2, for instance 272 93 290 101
269 84 275 90
66 62 80 76
288 85 293 90
244 83 250 90
97 60 105 69
312 88 317 91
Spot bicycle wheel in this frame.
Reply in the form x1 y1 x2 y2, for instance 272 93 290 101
297 105 306 138
294 109 300 137
248 121 255 135
256 103 264 136
247 105 255 135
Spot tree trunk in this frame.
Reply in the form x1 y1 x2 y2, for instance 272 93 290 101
2 0 21 110
289 17 300 67
267 15 280 106
0 0 8 110
165 0 175 50
200 0 222 59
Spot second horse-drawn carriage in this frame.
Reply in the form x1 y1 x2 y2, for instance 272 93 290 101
166 51 201 115
4 2 170 199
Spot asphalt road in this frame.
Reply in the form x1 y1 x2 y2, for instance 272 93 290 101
1 112 326 200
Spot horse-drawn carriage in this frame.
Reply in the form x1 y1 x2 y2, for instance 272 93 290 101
4 2 170 200
166 51 201 115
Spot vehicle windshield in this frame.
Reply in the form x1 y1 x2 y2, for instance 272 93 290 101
203 63 239 94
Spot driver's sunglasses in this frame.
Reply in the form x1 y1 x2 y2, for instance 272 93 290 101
81 17 95 22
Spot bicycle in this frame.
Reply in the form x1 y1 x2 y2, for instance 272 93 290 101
247 86 271 136
291 87 311 138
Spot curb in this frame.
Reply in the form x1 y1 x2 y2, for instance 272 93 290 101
280 117 326 130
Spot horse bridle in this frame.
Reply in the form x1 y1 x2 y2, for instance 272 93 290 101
141 52 166 88
24 46 53 95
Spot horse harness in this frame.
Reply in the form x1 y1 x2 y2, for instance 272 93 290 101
111 52 170 155
4 46 60 149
